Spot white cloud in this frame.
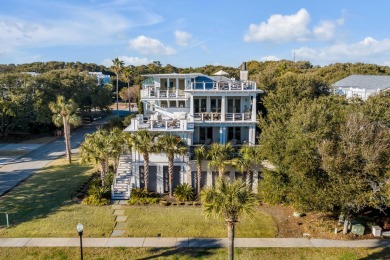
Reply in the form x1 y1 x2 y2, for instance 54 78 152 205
261 56 279 61
102 56 152 67
294 37 390 65
129 35 176 55
244 9 344 43
244 8 311 42
175 30 192 46
0 1 163 53
313 18 344 40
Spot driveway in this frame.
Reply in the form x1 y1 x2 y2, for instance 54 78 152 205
0 117 110 196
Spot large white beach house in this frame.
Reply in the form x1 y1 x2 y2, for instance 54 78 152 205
112 64 263 199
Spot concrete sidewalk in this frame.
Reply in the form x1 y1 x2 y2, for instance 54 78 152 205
0 237 389 248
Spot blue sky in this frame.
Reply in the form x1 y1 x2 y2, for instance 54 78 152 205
1 0 390 68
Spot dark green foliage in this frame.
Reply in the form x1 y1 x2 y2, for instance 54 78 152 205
258 170 288 205
174 184 195 202
130 188 150 198
128 197 160 205
128 188 160 205
122 114 136 126
82 179 110 206
104 116 124 130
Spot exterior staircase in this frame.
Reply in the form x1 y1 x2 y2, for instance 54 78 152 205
111 154 132 200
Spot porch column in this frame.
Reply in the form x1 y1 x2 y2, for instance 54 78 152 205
251 95 257 121
221 96 226 122
219 126 226 144
190 95 194 117
248 126 256 145
206 96 211 112
207 170 213 187
252 171 259 193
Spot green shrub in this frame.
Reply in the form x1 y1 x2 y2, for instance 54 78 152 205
82 181 110 206
130 188 150 198
160 201 170 206
258 169 288 204
174 184 195 202
128 197 160 205
122 114 136 126
82 195 109 206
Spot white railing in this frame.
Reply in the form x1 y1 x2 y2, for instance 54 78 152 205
141 89 188 98
129 118 188 131
225 113 252 121
193 113 221 121
188 81 256 91
193 112 252 121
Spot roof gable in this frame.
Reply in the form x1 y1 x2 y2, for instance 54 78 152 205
333 75 390 90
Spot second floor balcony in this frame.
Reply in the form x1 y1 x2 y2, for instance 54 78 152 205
193 112 252 122
186 80 257 92
141 88 188 99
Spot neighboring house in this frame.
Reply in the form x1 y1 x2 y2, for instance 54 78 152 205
333 75 390 100
119 64 263 196
88 72 110 86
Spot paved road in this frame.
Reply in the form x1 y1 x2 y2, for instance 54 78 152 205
0 237 389 248
0 118 109 196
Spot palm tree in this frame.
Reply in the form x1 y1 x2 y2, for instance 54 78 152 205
49 95 81 164
79 129 113 187
232 145 261 191
111 58 124 115
122 67 132 113
157 134 188 197
108 127 126 173
130 130 160 191
194 145 207 196
208 143 234 177
201 177 257 260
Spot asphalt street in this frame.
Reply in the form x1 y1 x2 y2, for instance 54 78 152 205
0 117 110 196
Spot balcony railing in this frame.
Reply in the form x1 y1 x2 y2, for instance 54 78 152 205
141 89 188 99
193 112 252 121
187 81 256 91
129 117 189 131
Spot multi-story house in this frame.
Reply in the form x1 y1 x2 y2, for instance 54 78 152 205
333 75 390 100
112 64 263 199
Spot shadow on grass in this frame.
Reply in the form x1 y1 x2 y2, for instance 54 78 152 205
139 239 224 259
360 245 390 259
0 160 92 226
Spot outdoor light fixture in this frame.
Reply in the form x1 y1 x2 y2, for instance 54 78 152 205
77 223 84 260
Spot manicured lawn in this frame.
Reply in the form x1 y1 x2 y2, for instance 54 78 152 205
0 156 115 238
0 247 387 259
124 205 278 238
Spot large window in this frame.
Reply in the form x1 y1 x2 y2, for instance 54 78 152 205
228 127 241 141
194 98 206 113
211 98 221 112
227 98 241 113
199 127 213 143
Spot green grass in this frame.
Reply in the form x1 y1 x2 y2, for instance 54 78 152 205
0 155 115 238
124 205 278 238
0 247 388 260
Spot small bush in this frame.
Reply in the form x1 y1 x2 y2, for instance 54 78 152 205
82 180 110 206
258 169 288 204
130 188 150 198
174 184 195 202
82 195 109 206
160 201 170 206
128 197 160 205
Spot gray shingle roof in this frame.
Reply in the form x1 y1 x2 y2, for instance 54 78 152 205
333 75 390 91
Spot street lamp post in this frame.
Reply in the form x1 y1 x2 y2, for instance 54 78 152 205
77 223 84 260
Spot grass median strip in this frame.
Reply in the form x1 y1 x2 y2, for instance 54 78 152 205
0 247 386 259
0 155 114 238
124 205 278 238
